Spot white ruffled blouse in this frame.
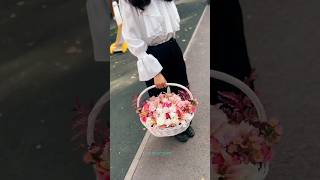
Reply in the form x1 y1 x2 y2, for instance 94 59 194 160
119 0 181 81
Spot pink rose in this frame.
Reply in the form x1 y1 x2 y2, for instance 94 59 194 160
141 117 147 123
231 155 241 165
261 144 273 161
163 102 172 107
176 109 182 117
143 103 149 111
212 153 225 166
165 113 171 119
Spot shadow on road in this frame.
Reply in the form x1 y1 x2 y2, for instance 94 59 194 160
0 0 109 179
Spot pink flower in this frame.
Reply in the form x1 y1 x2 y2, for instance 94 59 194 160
176 109 182 117
165 113 171 119
143 103 149 111
211 137 222 153
159 94 165 99
231 155 241 165
261 144 273 161
213 153 225 166
163 102 172 108
141 117 147 123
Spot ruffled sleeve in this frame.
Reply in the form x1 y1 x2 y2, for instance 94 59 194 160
119 0 163 81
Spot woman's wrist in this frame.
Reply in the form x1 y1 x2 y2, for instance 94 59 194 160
155 72 162 78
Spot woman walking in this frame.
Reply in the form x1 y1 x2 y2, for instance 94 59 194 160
120 0 194 142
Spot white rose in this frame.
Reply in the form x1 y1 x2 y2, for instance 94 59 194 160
180 120 188 127
164 119 172 127
183 113 192 120
157 115 165 126
163 107 169 113
169 112 176 119
156 107 163 114
169 106 176 113
171 117 180 125
146 117 153 127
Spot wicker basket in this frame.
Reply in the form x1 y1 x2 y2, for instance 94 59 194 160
136 83 195 137
87 91 109 180
211 70 269 180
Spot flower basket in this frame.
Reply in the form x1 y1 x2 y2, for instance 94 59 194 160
136 83 197 137
211 70 274 180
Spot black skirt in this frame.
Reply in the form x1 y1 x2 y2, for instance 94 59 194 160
211 0 253 104
145 38 189 97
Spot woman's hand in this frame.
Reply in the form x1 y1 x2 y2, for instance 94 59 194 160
154 73 167 89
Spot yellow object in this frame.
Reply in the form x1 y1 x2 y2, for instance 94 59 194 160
110 41 128 54
110 1 128 55
110 25 128 54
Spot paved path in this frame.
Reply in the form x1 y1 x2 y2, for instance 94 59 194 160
241 1 320 179
125 6 210 180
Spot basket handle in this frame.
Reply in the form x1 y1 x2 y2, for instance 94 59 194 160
87 91 110 146
211 70 268 122
136 83 194 108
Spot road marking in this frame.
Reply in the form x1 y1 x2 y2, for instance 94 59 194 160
184 5 209 62
124 131 151 180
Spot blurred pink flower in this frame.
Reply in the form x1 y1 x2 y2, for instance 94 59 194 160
261 144 273 161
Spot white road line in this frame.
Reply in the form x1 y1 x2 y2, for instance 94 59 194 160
184 5 209 61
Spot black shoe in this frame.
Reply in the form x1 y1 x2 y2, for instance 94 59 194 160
185 126 195 137
175 132 189 142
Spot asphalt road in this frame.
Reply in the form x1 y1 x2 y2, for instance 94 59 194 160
0 0 108 179
109 0 207 179
241 1 320 179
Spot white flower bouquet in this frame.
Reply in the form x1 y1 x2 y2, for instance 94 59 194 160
135 83 198 137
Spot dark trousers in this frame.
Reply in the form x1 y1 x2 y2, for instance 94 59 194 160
145 38 189 97
211 0 253 104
